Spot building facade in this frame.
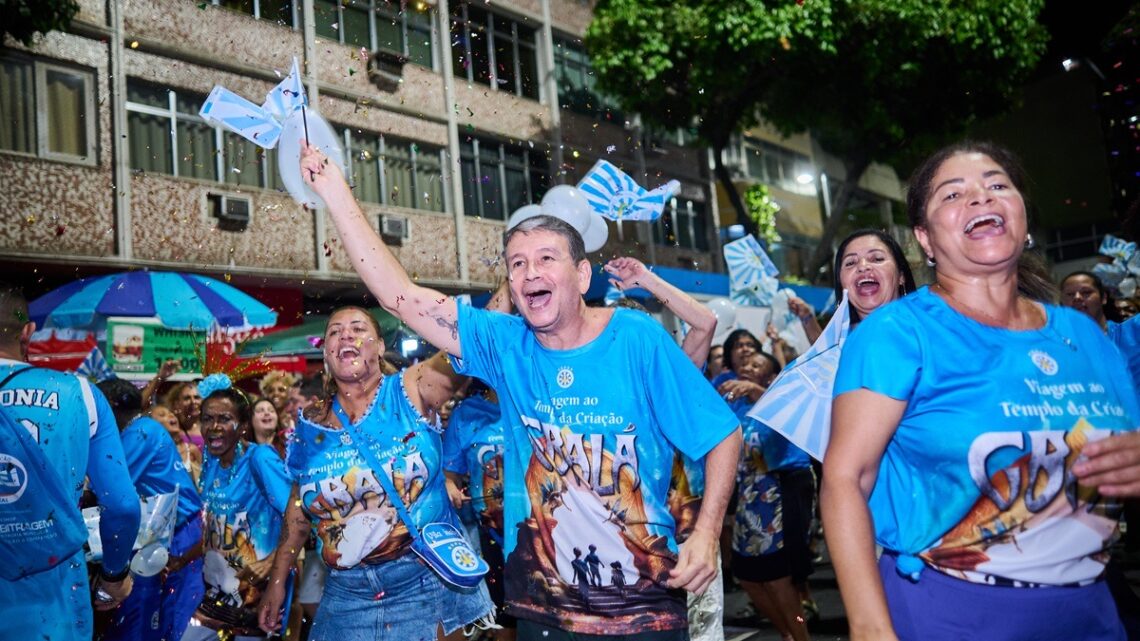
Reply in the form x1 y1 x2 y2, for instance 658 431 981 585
1 0 722 312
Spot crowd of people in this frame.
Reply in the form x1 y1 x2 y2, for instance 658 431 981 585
1 140 1139 641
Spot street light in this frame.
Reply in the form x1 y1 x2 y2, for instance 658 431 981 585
1062 57 1106 81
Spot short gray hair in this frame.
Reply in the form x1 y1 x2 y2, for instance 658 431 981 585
504 215 587 264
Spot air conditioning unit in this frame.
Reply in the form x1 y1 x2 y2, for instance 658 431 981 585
369 49 408 92
380 214 410 246
207 193 251 232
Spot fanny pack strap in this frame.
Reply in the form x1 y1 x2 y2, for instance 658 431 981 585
331 399 422 541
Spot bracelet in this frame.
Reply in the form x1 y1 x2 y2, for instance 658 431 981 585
99 564 131 583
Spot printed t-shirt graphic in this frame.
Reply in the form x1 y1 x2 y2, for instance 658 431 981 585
0 359 139 641
443 395 506 538
287 373 454 569
733 415 782 558
835 288 1139 585
200 442 290 614
453 306 739 634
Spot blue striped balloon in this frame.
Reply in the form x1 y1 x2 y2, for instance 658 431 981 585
746 293 850 461
577 159 680 222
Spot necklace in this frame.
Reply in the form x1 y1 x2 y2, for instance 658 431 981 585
933 283 1077 351
932 282 1041 330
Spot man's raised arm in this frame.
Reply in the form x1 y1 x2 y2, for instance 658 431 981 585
301 144 463 356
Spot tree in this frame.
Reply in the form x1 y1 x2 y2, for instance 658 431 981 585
587 0 1047 282
2 0 80 46
585 0 838 240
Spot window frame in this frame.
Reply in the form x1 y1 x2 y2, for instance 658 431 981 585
315 0 437 70
210 0 299 27
459 135 548 220
341 126 447 213
125 80 280 188
451 2 539 100
0 54 98 166
653 197 709 252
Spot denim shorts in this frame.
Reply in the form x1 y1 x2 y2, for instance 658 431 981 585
308 553 494 641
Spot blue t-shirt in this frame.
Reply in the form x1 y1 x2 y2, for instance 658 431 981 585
287 372 455 569
453 305 740 634
835 288 1139 585
0 360 140 641
442 395 506 538
200 442 290 612
121 416 202 526
1107 316 1140 401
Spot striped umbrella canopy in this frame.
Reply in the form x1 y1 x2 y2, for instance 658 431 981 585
29 271 277 332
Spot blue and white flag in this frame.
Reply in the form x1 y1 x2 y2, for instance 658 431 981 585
76 346 115 383
746 293 850 461
199 57 307 149
724 235 779 291
1099 234 1136 262
576 159 680 222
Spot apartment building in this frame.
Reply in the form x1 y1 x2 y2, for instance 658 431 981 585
0 0 722 311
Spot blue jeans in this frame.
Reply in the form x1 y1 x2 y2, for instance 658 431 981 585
309 553 493 641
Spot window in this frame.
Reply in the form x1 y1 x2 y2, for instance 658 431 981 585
553 36 622 121
212 0 296 26
314 0 434 69
459 136 548 220
0 54 96 164
451 2 538 100
653 198 710 252
740 138 817 196
126 80 280 188
343 128 445 212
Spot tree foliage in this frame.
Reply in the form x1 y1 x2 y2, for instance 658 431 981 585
587 0 1048 281
744 183 782 246
2 0 80 46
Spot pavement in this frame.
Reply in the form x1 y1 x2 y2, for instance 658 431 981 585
717 535 1140 641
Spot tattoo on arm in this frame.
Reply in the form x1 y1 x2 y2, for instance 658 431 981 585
431 314 459 340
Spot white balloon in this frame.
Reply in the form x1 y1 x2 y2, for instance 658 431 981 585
130 542 170 577
540 185 592 233
706 297 738 337
581 213 610 253
277 109 346 209
506 204 542 230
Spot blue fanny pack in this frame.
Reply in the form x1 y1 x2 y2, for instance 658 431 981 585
0 367 90 580
333 400 489 589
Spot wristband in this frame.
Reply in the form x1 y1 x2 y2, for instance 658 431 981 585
99 564 131 583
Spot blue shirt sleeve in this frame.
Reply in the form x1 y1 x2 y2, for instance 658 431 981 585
451 304 511 390
441 415 469 475
250 444 293 515
85 384 141 574
834 303 923 401
643 320 740 460
1108 316 1140 406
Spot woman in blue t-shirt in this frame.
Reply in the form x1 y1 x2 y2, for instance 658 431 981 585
257 305 496 641
1060 270 1140 391
824 141 1140 641
185 379 292 641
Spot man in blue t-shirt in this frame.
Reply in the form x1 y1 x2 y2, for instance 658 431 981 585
97 377 205 641
0 281 140 641
303 149 742 641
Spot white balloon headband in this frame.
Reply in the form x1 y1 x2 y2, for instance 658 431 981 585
507 185 610 253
